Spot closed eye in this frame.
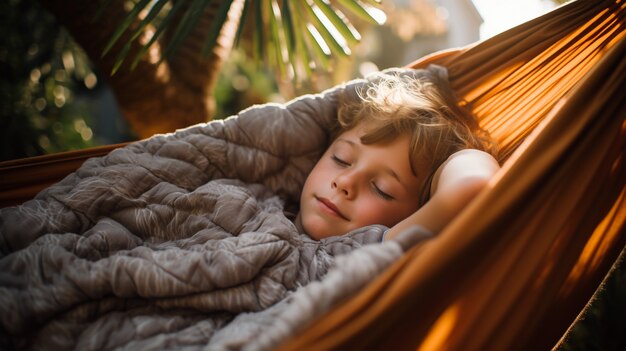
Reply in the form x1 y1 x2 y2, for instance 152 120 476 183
372 183 394 201
332 155 350 167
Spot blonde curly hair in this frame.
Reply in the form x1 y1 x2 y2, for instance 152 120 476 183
335 65 498 205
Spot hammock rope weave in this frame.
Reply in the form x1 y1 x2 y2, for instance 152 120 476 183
277 0 626 349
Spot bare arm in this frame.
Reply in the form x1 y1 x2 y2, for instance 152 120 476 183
385 149 500 240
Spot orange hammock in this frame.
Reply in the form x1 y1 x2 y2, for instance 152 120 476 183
277 0 626 349
1 0 625 349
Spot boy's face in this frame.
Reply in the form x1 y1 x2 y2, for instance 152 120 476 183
298 123 423 240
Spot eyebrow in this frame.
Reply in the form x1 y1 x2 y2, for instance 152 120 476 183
335 138 355 147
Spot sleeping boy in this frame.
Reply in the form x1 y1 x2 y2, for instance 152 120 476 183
296 65 500 241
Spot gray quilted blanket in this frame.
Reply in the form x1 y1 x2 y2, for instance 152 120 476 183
0 69 427 350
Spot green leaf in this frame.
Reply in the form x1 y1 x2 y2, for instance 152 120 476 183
304 24 331 69
292 1 329 71
302 2 350 56
163 0 215 60
201 1 234 57
111 41 132 75
281 0 296 51
129 0 169 43
311 0 360 45
284 1 309 80
129 0 189 70
110 1 169 72
102 0 152 57
253 0 265 63
361 0 383 5
269 0 289 78
336 0 386 25
234 0 251 48
281 0 301 81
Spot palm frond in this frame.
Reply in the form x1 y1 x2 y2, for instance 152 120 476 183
201 1 234 57
129 1 193 70
163 0 215 60
311 0 360 45
101 0 386 81
102 0 152 57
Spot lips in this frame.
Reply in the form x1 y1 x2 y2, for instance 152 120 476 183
316 196 348 220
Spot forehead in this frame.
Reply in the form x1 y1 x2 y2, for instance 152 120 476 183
340 121 412 156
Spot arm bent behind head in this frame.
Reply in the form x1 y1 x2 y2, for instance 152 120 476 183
384 148 500 240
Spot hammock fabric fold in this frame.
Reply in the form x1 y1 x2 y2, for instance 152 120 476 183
1 0 624 349
277 0 626 349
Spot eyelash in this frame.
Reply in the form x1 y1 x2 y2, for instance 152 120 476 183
331 155 350 166
372 184 394 201
332 155 394 201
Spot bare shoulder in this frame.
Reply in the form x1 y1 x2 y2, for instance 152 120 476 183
431 149 500 196
385 149 500 239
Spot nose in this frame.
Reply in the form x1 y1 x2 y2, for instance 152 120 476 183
332 172 355 199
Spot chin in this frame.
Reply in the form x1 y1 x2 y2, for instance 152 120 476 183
304 224 328 240
302 217 338 240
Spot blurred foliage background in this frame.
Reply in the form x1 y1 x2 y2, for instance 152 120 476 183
0 0 132 161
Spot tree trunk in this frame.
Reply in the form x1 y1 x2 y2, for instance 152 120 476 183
39 0 243 139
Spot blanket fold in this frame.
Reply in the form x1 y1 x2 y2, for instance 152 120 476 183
0 68 423 350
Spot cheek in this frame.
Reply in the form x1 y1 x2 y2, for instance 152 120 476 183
301 166 318 194
353 198 417 228
303 160 332 192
